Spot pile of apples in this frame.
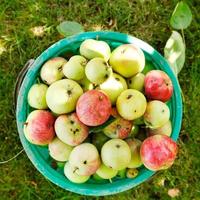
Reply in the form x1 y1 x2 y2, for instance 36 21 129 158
24 39 178 184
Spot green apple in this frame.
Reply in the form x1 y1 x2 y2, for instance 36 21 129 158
116 89 147 120
28 83 48 109
109 44 145 78
46 79 83 114
40 57 67 85
91 132 109 151
85 58 112 84
80 39 111 61
148 120 172 137
127 73 145 92
144 100 170 129
77 75 94 92
126 138 142 168
100 73 127 105
133 117 145 125
101 139 131 170
63 55 86 81
126 168 138 178
64 162 90 184
117 168 127 178
96 164 118 179
69 143 101 176
48 137 73 162
93 173 104 181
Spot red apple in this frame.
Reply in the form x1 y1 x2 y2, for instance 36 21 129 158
144 70 173 102
76 90 112 126
23 110 55 145
140 135 178 171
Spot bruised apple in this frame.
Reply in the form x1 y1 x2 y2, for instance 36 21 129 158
54 113 89 146
145 70 173 102
140 135 178 171
23 110 55 145
76 90 112 126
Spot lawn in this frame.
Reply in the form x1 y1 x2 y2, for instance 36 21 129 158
0 0 200 199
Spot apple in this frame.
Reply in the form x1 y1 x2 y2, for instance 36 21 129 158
23 110 55 145
63 55 86 81
126 138 142 168
126 168 139 178
140 135 178 171
91 132 109 151
144 70 173 102
148 120 172 137
64 162 90 184
116 89 147 120
76 90 112 126
96 164 118 179
142 60 155 75
109 44 145 78
103 117 132 139
69 143 101 176
80 39 111 61
117 168 127 178
48 137 73 162
100 73 127 105
92 173 104 181
27 83 48 109
55 113 89 146
85 58 112 84
144 100 170 129
46 79 83 114
101 139 131 170
77 75 94 92
127 73 145 92
40 57 67 85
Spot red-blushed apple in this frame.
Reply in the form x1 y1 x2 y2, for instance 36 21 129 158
101 139 131 170
140 135 178 171
145 70 173 102
69 143 101 176
48 137 73 162
148 120 172 137
109 44 145 78
144 100 170 129
126 138 142 168
64 162 90 184
76 90 112 126
54 113 89 146
23 110 55 145
40 57 67 85
103 117 132 139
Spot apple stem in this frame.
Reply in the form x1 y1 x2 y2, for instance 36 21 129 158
109 178 112 183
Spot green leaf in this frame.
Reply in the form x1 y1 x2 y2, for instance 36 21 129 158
89 116 115 134
170 1 192 30
57 21 84 37
164 31 185 76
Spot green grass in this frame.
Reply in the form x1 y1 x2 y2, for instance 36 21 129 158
0 0 200 199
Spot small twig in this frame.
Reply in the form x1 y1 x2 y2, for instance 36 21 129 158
0 149 24 164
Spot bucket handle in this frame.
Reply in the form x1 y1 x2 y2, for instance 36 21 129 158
13 59 35 113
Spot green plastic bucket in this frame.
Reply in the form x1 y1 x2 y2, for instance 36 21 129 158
16 31 182 196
